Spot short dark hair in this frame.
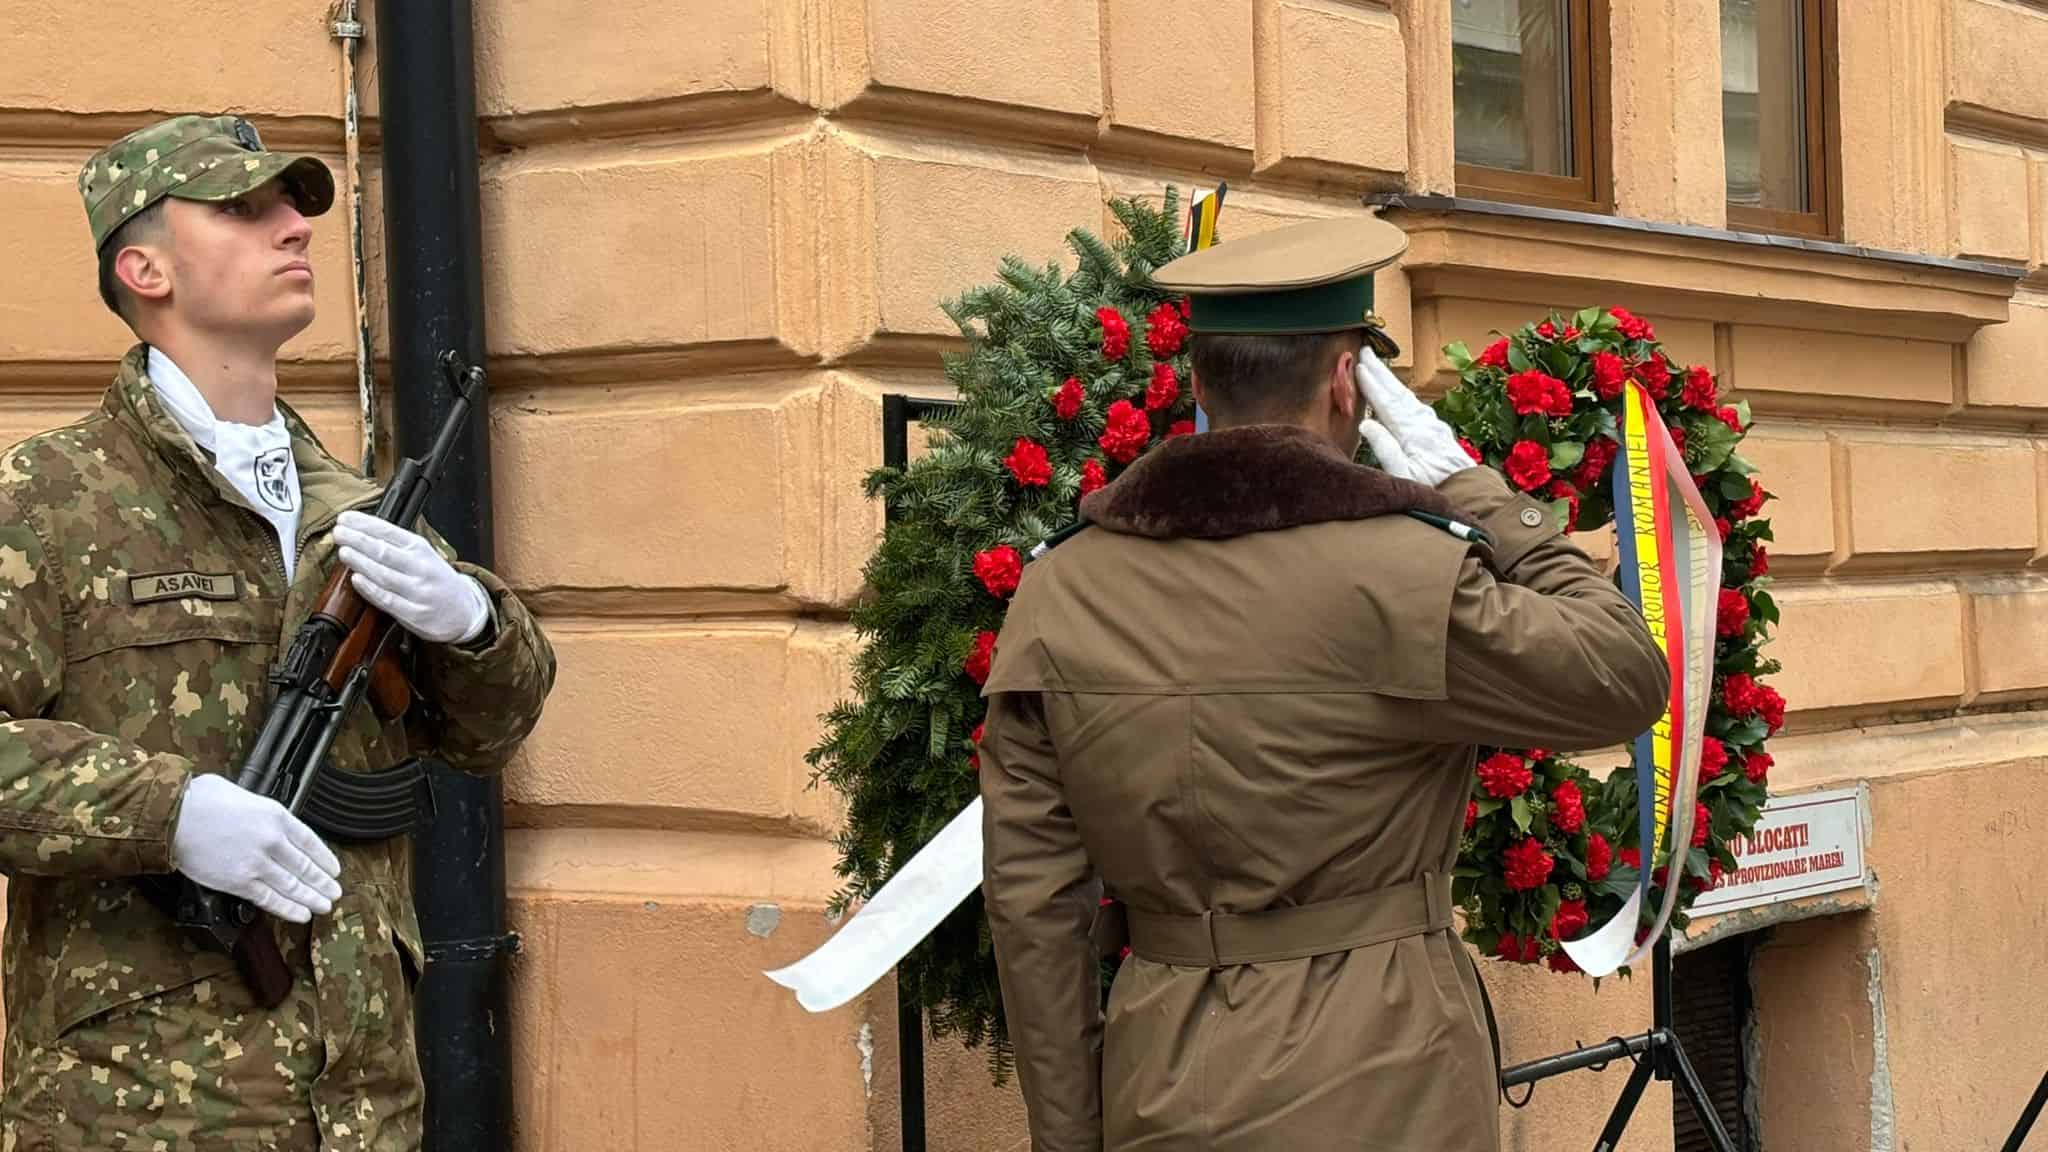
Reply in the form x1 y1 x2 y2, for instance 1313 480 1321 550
1187 329 1360 424
96 199 168 322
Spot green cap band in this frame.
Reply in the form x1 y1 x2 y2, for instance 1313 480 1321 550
1184 275 1375 335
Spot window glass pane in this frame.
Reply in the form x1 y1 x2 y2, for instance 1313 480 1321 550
1722 0 1808 212
1453 0 1574 177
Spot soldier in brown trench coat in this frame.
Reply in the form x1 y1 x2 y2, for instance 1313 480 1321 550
978 216 1670 1151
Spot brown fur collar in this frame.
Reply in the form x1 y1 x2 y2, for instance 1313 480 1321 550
1078 424 1459 540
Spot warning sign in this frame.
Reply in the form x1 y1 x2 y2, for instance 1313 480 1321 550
1690 786 1868 917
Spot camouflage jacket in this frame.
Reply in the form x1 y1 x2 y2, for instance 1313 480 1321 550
0 345 557 1151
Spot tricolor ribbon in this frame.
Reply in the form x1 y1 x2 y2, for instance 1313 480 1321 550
1560 379 1722 977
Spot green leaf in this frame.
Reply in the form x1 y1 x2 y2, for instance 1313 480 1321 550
1445 341 1474 372
1725 718 1770 746
1723 451 1757 477
1753 589 1780 625
1720 472 1756 500
1573 307 1601 332
1510 794 1533 834
1733 398 1752 426
1690 414 1741 473
1541 344 1574 378
1550 441 1587 470
1520 414 1552 444
1508 342 1536 374
1478 797 1506 817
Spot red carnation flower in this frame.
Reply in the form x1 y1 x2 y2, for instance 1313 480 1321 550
1479 338 1511 369
1619 846 1642 870
1548 479 1581 531
1717 406 1744 434
1053 376 1085 421
1700 737 1729 778
1496 932 1536 963
1536 320 1558 339
969 721 985 769
1548 949 1581 974
1551 898 1589 941
1168 419 1196 438
1503 837 1555 891
1744 750 1773 784
964 630 997 685
1750 542 1770 577
1507 370 1575 418
1465 801 1478 832
1591 351 1628 400
1637 357 1672 399
1550 779 1585 834
1611 307 1655 342
1715 516 1733 541
973 545 1023 598
1682 366 1718 410
1505 440 1553 491
1717 588 1750 638
1003 437 1053 487
1477 752 1533 798
1587 832 1613 881
1723 672 1764 717
1146 362 1181 411
1079 457 1108 496
1758 684 1787 734
1668 425 1687 456
1098 399 1151 463
1731 479 1768 521
1692 802 1712 848
1527 748 1551 762
1575 436 1619 489
1097 307 1131 360
1177 297 1191 318
1146 302 1188 357
1459 437 1483 463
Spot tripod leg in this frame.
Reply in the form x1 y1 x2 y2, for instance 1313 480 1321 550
1668 1035 1740 1152
1592 1051 1657 1152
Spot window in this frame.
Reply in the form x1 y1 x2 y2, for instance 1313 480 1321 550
1722 0 1836 237
1453 0 1609 212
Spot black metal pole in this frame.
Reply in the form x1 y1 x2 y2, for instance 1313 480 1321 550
899 990 927 1152
373 3 510 1150
2003 1069 2048 1152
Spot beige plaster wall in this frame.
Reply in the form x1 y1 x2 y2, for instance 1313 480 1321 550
3 2 2047 1150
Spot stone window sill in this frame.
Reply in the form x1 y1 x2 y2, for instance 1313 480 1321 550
1367 193 2026 344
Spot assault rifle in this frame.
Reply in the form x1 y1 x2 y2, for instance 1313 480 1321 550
142 350 484 1007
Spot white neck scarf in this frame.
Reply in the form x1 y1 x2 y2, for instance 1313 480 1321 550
147 347 303 582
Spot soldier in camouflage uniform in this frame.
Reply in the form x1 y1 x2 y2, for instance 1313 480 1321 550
0 115 557 1150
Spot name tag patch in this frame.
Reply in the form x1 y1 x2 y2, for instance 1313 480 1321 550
128 571 241 604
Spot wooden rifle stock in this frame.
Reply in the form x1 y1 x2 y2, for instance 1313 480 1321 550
313 560 413 721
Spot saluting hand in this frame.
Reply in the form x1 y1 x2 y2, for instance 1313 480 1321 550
333 511 492 646
1354 350 1475 489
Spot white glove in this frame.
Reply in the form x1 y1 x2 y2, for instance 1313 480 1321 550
171 774 342 924
333 510 492 646
1354 350 1476 488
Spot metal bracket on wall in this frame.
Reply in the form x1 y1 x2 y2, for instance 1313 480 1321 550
425 933 523 965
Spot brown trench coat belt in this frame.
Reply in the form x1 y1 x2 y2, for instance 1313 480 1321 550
1124 873 1455 968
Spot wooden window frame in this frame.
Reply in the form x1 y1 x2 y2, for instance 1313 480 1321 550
1453 0 1613 215
1724 0 1840 239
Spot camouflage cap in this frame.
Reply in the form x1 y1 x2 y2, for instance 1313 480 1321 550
78 114 335 252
